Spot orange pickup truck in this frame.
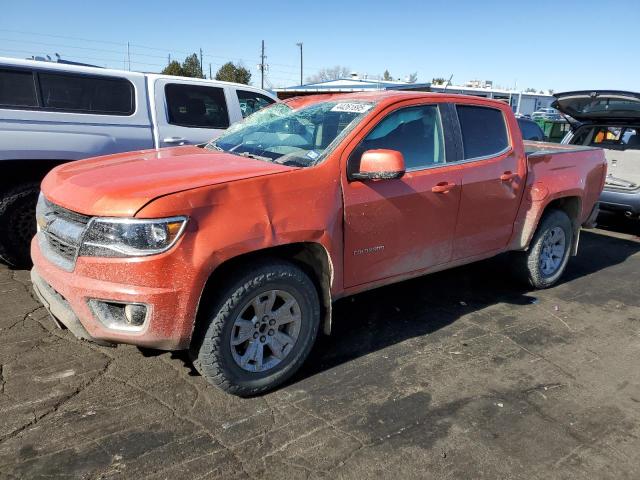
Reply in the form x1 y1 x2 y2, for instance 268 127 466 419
31 92 606 396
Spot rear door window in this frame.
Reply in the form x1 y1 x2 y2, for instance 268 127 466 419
0 69 38 107
39 73 134 115
236 90 275 118
165 83 229 129
456 105 509 159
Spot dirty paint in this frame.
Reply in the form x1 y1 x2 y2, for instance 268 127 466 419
32 91 606 352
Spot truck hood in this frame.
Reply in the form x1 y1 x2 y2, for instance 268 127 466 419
553 90 640 124
42 146 295 217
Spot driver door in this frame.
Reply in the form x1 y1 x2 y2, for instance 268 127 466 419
342 103 463 288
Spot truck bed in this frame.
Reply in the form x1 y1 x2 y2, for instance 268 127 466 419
521 140 606 229
524 140 599 157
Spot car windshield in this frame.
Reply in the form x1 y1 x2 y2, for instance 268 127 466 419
206 100 375 167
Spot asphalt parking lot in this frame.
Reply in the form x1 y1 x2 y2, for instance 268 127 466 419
1 218 639 479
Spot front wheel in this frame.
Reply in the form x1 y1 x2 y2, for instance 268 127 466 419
0 183 40 268
191 260 320 396
515 209 573 289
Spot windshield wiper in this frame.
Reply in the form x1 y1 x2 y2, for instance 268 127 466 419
206 143 223 152
279 159 308 167
237 151 274 162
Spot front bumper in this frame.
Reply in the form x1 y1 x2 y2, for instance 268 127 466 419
600 188 640 215
30 237 202 350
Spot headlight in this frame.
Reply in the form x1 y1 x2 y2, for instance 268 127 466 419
79 217 188 258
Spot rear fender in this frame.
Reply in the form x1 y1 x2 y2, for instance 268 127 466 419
510 189 583 255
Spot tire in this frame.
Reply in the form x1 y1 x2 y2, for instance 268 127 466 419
0 183 40 268
191 259 320 397
515 209 573 289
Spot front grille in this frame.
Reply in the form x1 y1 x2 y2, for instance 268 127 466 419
46 234 78 261
37 195 92 270
44 199 91 226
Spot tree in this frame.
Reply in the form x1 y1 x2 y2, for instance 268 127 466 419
382 69 392 81
524 87 537 93
161 54 204 78
215 62 251 85
305 66 350 83
432 77 447 85
161 60 186 77
182 53 204 78
407 72 418 83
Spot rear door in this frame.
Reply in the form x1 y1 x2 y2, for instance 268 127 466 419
154 78 234 147
342 101 463 287
451 104 527 260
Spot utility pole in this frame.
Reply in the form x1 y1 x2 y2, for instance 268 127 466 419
199 48 204 78
209 63 212 80
296 42 303 85
258 40 267 90
127 42 131 71
168 53 171 65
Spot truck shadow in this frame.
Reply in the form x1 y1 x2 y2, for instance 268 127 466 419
596 212 640 237
293 228 639 383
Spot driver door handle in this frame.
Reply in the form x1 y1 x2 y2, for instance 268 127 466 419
431 182 456 193
500 171 518 181
163 136 187 145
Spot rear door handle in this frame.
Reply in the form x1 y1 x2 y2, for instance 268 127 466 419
163 136 187 145
500 171 518 181
431 182 456 193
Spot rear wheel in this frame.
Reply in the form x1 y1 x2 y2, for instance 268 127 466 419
191 260 320 396
0 183 39 268
515 209 573 289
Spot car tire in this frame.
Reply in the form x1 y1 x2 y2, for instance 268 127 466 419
0 183 40 268
191 259 320 397
515 209 573 289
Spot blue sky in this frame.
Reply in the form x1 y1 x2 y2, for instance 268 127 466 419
2 0 639 92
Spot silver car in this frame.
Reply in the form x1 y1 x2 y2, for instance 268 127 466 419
555 90 640 218
0 57 276 266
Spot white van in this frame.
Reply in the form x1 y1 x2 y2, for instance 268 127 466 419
0 57 277 266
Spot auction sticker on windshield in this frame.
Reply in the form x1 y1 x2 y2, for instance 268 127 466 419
330 103 372 114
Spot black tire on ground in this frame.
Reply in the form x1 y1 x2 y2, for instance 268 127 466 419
0 183 40 268
514 209 573 289
190 259 320 397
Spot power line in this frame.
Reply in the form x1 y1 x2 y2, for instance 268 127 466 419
0 28 327 73
0 29 327 86
0 28 125 46
0 47 166 68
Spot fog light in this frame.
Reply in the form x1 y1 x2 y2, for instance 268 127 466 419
124 304 147 326
88 299 148 331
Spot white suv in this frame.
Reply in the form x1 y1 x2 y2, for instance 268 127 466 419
0 57 276 266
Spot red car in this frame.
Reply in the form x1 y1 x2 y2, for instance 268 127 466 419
31 92 606 395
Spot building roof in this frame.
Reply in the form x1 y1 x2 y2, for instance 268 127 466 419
274 77 431 93
281 90 520 110
430 83 553 98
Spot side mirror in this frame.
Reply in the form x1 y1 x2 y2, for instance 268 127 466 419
351 149 406 181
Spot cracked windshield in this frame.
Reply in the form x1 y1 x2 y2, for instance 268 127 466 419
207 101 374 166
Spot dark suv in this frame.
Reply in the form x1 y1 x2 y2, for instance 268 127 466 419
517 117 545 141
